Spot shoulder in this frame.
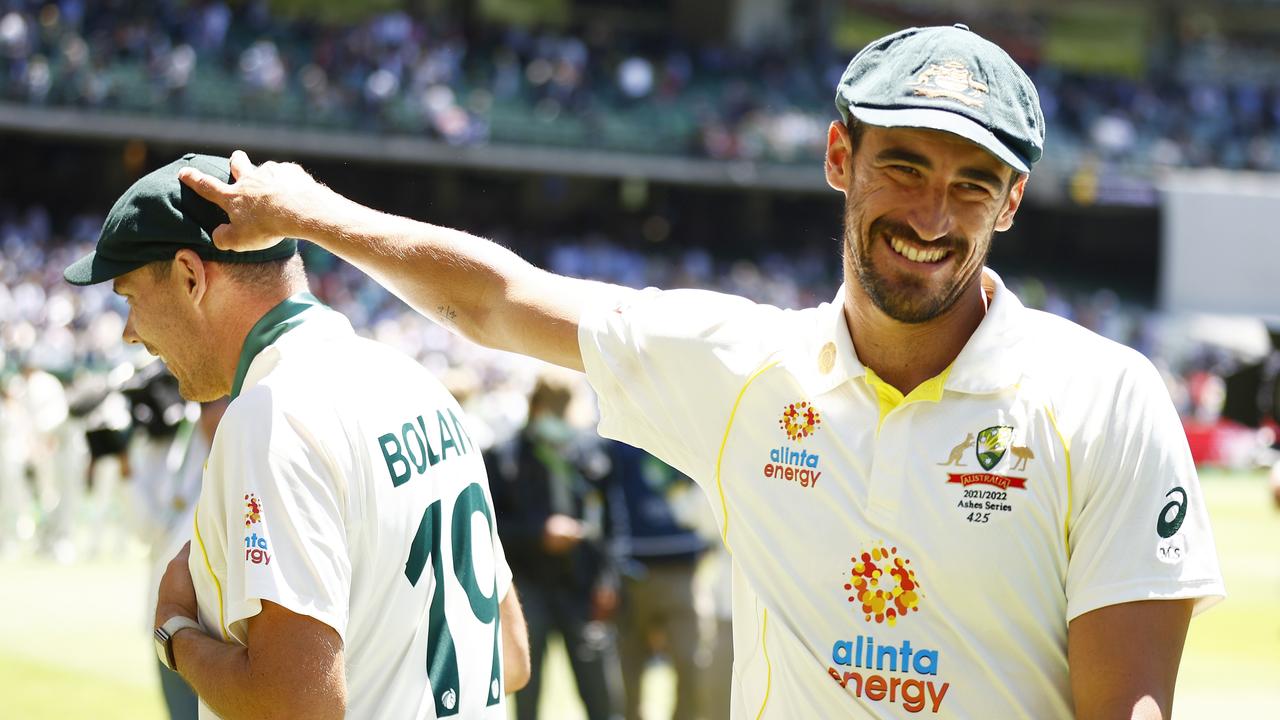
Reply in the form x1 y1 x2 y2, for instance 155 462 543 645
582 286 808 372
1017 308 1162 390
1013 309 1176 450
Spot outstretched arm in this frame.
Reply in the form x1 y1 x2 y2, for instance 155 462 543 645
180 151 628 371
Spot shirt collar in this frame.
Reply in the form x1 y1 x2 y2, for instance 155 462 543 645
782 285 866 397
784 268 1027 398
943 268 1027 394
231 292 327 400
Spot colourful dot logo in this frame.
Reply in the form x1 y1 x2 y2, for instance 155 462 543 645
779 401 822 441
244 493 262 527
845 543 922 626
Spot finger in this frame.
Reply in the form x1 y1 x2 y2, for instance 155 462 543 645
228 150 255 181
179 167 234 208
210 222 239 251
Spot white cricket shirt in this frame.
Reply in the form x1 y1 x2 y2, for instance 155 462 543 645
579 269 1224 718
190 294 512 719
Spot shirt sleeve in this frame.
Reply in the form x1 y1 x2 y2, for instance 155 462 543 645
1064 352 1226 622
578 287 785 488
215 391 352 644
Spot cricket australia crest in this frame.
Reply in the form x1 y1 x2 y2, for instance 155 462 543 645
975 426 1013 471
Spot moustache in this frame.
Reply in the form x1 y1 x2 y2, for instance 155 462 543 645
867 218 966 252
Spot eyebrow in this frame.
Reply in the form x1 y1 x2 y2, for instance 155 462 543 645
874 148 1006 190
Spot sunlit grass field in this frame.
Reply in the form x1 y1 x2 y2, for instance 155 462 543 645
0 469 1275 718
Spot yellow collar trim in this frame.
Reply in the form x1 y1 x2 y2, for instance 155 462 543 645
865 364 953 430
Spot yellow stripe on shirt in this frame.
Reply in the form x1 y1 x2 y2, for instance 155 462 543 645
1046 406 1073 559
715 360 780 552
755 607 772 720
192 507 229 641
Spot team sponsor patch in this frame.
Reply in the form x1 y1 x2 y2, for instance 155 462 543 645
244 493 262 527
1155 486 1189 564
779 401 822 441
762 400 823 489
939 428 1031 523
844 543 922 626
830 541 951 713
243 493 270 565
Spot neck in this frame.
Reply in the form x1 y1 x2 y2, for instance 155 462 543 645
844 273 990 395
210 287 299 397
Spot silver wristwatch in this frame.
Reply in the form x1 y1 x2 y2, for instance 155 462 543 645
154 616 203 672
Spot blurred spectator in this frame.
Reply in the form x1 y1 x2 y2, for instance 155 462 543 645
603 442 708 720
132 391 226 720
3 5 1280 172
486 373 623 720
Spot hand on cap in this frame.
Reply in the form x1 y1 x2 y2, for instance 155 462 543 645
178 150 326 252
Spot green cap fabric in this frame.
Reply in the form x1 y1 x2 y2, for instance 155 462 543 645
835 24 1044 173
64 153 298 286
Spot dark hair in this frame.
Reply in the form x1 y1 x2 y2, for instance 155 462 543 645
845 117 867 156
216 254 306 288
146 254 307 288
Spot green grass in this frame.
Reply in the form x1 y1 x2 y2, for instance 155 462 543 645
0 469 1275 717
1173 469 1280 716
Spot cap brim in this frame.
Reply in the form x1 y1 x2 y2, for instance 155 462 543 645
63 250 148 287
849 106 1030 173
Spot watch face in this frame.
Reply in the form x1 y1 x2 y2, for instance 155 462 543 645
154 626 174 670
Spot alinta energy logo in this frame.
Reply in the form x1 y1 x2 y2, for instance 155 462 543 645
778 401 821 440
828 542 950 713
243 493 271 566
763 400 823 489
844 543 922 626
244 493 262 527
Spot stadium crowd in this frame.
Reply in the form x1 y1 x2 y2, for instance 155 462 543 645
2 1 1280 171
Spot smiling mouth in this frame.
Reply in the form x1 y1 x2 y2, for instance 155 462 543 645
888 236 950 264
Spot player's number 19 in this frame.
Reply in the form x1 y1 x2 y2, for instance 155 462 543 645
404 482 503 716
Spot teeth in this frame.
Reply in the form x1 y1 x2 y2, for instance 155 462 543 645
890 237 947 263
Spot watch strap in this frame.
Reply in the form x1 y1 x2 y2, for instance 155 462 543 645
154 616 203 672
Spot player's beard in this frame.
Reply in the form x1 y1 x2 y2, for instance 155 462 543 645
842 190 992 324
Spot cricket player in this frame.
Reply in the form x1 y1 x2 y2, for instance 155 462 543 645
64 154 530 719
180 26 1224 719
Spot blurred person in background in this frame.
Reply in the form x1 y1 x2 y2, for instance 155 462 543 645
603 442 707 720
486 372 623 720
14 359 86 562
0 373 33 556
135 393 228 720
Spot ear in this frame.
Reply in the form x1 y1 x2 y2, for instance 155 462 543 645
994 173 1027 232
825 121 854 193
171 249 209 307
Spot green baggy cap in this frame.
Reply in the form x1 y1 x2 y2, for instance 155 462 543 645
835 24 1045 173
64 153 297 286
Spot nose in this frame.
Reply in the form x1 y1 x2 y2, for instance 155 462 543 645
122 313 140 345
905 183 953 242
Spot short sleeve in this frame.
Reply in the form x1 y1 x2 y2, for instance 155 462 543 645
1064 354 1226 621
216 394 352 644
578 287 785 486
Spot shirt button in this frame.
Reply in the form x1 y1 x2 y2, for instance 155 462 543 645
818 342 836 374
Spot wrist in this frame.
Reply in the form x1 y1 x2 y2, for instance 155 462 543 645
154 615 203 673
155 603 198 631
